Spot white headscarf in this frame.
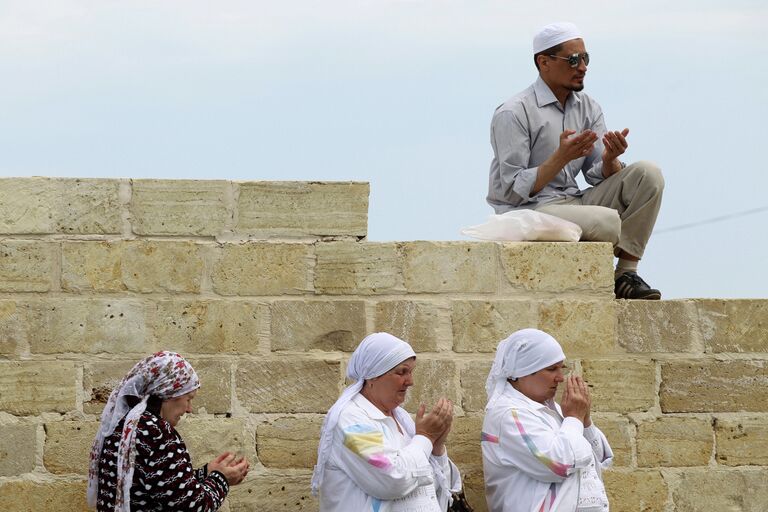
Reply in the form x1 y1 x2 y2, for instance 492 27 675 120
87 351 200 512
311 332 416 495
485 328 566 408
533 22 583 54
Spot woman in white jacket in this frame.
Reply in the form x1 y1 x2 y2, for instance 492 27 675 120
312 332 462 512
482 328 613 512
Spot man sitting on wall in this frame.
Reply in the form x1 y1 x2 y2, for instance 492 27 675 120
486 21 664 300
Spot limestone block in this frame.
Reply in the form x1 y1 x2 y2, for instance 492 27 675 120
672 469 768 512
403 359 460 412
270 300 366 352
697 299 768 353
660 360 768 413
123 241 204 293
61 241 124 292
498 242 613 294
227 471 316 511
716 416 768 466
0 240 55 292
186 359 231 414
154 300 266 354
581 360 656 413
403 242 498 293
175 418 256 467
235 181 368 238
131 179 229 236
212 242 313 296
591 414 633 467
83 360 137 414
451 300 538 353
617 300 699 353
256 416 324 469
459 360 493 413
0 361 76 414
314 242 404 295
0 300 28 356
636 417 713 467
374 300 446 352
44 421 99 475
538 299 616 357
236 360 340 413
0 177 120 234
456 464 487 512
27 299 150 354
0 480 89 511
446 415 483 465
0 423 37 476
603 470 668 512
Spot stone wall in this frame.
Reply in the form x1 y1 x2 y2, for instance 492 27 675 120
0 177 766 511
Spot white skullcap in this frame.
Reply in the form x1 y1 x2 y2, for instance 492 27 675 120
311 333 416 495
533 22 583 54
485 328 566 407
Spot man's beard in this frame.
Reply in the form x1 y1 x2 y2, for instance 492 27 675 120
566 84 585 92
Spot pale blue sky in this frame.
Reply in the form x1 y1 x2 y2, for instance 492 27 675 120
1 1 766 298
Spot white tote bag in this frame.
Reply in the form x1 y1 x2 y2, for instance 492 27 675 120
460 209 582 242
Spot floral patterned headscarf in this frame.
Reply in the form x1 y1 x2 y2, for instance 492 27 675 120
87 351 200 512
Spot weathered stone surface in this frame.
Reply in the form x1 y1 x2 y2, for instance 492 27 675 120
617 300 699 353
716 416 768 466
0 423 37 476
636 417 712 467
83 360 136 414
27 299 149 354
44 421 99 475
661 360 768 413
123 241 204 293
186 359 232 414
592 414 633 467
154 300 266 354
374 300 445 352
131 179 229 236
0 479 89 511
212 243 313 295
228 471 316 511
672 469 768 512
581 360 656 413
447 415 483 465
0 300 28 355
451 300 538 353
175 418 256 467
538 300 615 356
0 240 55 292
698 299 768 353
0 361 76 414
257 416 324 469
403 242 498 293
603 470 668 512
456 464 487 512
0 177 120 234
314 242 403 295
460 360 494 413
61 241 124 292
235 181 368 238
498 242 613 294
403 359 460 411
271 301 366 352
236 360 340 413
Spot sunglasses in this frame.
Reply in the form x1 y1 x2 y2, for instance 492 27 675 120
548 52 590 68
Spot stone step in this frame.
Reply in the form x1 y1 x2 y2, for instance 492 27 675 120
0 177 369 239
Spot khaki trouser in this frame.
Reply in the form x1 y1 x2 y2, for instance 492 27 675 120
535 161 664 258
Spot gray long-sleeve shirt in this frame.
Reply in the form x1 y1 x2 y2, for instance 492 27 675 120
486 77 609 213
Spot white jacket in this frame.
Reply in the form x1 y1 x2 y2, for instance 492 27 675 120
319 393 461 512
482 384 612 512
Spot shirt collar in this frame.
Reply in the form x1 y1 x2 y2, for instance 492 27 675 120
352 392 390 420
533 76 582 109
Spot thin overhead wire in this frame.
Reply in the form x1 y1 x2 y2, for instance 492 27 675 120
655 205 768 234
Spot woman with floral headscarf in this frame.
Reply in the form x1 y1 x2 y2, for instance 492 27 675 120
312 332 463 511
87 351 249 512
